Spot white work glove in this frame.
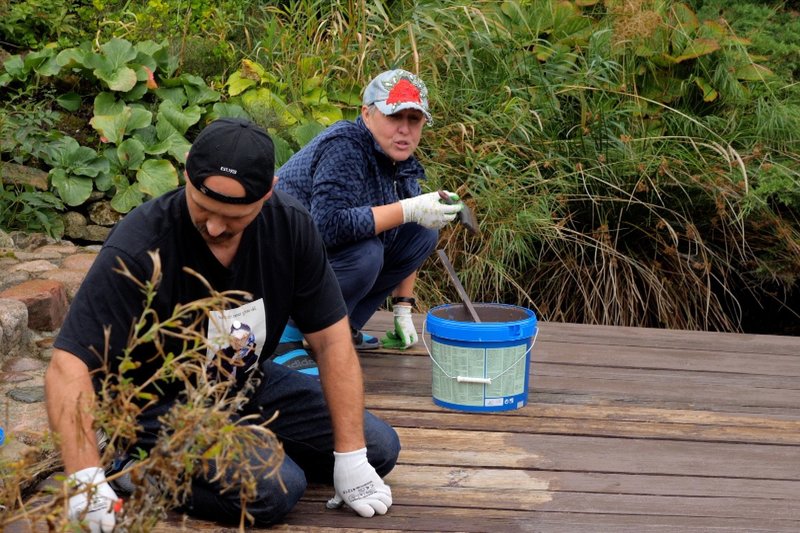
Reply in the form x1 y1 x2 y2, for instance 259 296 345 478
380 305 418 349
329 447 392 517
399 191 463 230
67 466 119 532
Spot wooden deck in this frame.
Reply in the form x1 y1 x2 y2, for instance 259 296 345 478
157 310 800 532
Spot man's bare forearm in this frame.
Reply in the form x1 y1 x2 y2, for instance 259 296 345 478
307 317 367 452
45 349 102 474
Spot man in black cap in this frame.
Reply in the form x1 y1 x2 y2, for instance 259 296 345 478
44 117 398 531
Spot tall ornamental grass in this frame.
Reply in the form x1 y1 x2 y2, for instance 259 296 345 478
3 0 798 332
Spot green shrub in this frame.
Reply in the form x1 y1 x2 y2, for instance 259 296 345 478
1 37 246 213
0 182 65 238
1 0 798 333
0 0 83 50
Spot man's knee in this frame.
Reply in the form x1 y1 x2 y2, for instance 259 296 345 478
187 453 308 527
365 414 401 477
247 457 308 526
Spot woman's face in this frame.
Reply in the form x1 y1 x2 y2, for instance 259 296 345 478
361 106 425 162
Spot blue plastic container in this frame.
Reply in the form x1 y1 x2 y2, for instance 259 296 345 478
0 427 5 447
425 303 537 412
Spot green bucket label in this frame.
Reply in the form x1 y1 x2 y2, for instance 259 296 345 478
431 341 528 407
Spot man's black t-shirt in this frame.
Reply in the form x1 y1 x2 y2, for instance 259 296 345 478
55 187 346 408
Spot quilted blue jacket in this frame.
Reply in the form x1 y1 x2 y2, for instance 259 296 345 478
275 116 426 250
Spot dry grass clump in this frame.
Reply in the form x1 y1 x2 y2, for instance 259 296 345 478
607 0 663 46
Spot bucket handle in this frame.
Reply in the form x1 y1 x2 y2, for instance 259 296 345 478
421 321 537 385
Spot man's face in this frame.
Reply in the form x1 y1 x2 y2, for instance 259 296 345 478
185 175 269 246
361 106 425 162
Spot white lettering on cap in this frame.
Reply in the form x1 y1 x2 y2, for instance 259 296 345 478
220 166 238 175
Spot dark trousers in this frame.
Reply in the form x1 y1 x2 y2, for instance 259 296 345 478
328 222 438 330
182 362 401 526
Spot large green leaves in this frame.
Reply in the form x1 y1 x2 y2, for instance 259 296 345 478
44 137 109 206
90 38 139 92
2 36 229 216
110 178 144 213
137 159 179 198
90 93 153 144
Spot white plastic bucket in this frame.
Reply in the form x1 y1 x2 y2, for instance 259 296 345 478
425 303 538 412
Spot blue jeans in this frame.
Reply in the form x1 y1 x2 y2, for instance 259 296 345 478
328 222 437 330
176 362 400 525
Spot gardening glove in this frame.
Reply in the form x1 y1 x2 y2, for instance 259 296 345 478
329 447 392 517
399 191 463 230
67 466 119 532
381 305 418 349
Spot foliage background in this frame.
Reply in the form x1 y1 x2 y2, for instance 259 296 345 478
1 0 799 335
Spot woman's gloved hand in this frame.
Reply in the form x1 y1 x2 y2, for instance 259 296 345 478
381 305 418 349
399 191 463 230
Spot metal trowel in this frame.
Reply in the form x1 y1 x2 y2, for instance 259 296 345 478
438 190 479 235
436 249 481 323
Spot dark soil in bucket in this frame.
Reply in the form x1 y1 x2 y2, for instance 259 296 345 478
430 303 529 323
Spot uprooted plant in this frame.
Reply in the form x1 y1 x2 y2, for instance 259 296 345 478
0 251 284 531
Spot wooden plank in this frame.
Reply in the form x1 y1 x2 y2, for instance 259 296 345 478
393 428 800 480
297 472 800 520
360 326 800 379
369 465 800 507
536 320 800 357
155 501 800 532
359 355 800 415
368 395 800 428
365 311 800 356
362 397 800 445
362 352 800 401
533 342 800 377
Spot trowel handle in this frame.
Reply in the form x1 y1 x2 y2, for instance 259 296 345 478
438 190 480 235
438 190 458 204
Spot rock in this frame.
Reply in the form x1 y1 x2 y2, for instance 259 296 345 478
2 357 45 373
83 224 111 243
62 211 88 240
6 386 45 403
0 299 32 361
0 162 49 190
0 228 14 248
13 250 62 261
0 372 33 384
8 232 53 251
88 200 123 226
39 269 89 300
42 252 97 300
60 252 97 271
0 254 20 266
89 190 106 202
35 242 77 255
9 260 58 274
0 270 30 293
0 280 69 331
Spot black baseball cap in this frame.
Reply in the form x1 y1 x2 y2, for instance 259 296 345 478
185 118 275 204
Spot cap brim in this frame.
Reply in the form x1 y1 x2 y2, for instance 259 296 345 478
373 101 433 125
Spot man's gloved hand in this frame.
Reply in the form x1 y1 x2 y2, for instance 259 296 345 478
399 191 463 230
68 466 119 533
330 447 392 517
381 305 417 349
